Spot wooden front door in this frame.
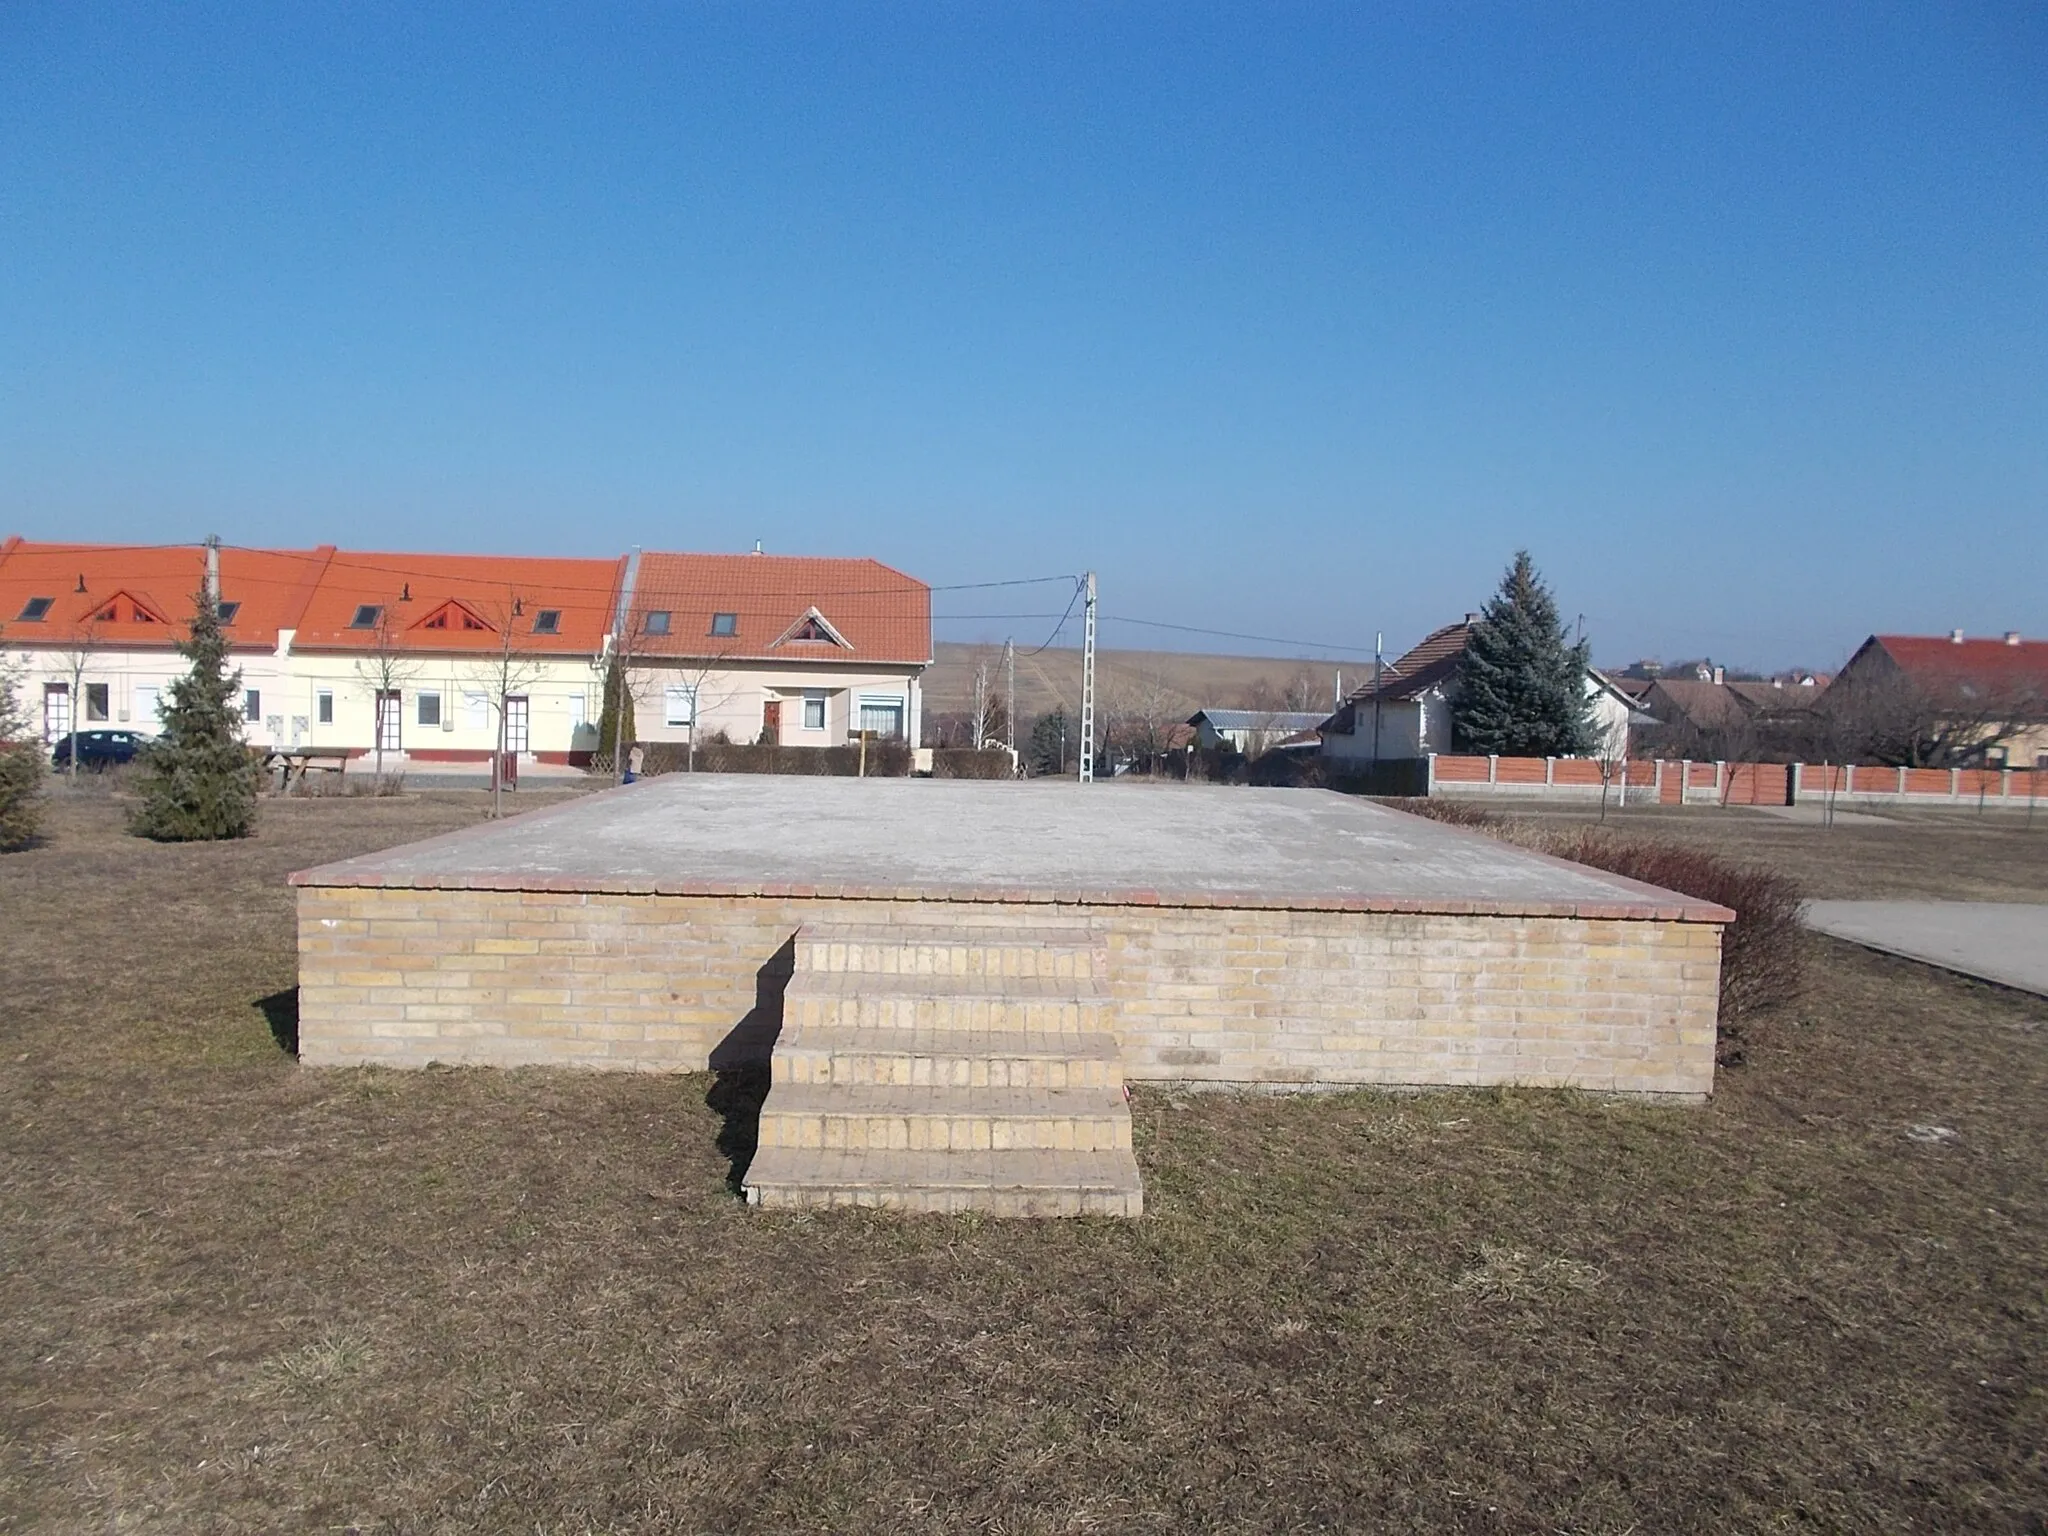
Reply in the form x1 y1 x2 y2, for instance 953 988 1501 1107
761 699 782 745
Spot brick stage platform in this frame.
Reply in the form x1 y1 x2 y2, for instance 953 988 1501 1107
292 778 1731 1213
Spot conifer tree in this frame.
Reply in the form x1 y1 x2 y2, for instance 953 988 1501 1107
1452 550 1593 757
0 649 45 851
131 589 261 841
594 650 637 777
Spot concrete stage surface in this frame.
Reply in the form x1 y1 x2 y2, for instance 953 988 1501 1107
298 776 1728 918
293 778 1731 1100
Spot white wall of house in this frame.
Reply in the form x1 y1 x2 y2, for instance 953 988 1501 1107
628 661 924 749
8 641 928 763
1322 675 1629 762
8 642 296 747
287 649 603 761
1320 690 1443 761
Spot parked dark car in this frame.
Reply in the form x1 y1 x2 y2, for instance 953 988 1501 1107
50 730 152 769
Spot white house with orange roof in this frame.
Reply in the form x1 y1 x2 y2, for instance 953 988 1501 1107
617 550 933 753
0 537 933 771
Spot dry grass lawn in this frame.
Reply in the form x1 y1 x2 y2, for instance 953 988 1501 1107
3 786 2045 1532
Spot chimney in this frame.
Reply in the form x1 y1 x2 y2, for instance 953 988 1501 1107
1950 629 1965 644
1464 612 1479 624
2006 631 2022 646
1712 666 1725 685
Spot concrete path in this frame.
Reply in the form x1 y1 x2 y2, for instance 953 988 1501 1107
1805 901 2048 996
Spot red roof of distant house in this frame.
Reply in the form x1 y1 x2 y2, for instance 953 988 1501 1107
286 548 626 655
1866 633 2048 693
625 552 931 666
1321 620 1475 732
0 538 330 650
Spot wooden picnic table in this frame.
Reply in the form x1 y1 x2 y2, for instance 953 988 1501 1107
265 746 353 788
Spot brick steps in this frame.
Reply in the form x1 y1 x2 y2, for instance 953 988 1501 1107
743 922 1142 1218
795 925 1100 980
743 1147 1143 1217
757 1081 1132 1152
783 971 1113 1035
776 1027 1122 1089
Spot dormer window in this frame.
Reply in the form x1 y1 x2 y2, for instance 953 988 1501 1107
769 606 850 650
532 609 561 635
216 601 240 624
709 612 738 637
350 604 383 629
415 601 491 633
643 611 671 636
17 597 52 622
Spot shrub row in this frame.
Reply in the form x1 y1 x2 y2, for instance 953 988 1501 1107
639 740 913 777
932 748 1015 780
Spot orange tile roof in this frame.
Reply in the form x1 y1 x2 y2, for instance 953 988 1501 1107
0 538 329 651
625 552 930 666
1867 633 2048 696
285 548 627 655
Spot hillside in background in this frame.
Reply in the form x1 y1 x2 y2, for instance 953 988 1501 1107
923 640 1350 727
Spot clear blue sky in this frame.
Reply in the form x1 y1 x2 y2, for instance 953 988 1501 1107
3 4 2043 671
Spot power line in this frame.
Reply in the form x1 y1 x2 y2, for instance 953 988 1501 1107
1020 578 1086 657
1098 613 1379 659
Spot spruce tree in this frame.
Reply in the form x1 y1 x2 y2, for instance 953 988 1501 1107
1028 708 1070 776
131 589 261 841
0 651 45 851
1451 550 1593 757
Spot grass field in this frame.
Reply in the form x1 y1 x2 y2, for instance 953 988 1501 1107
3 787 2045 1532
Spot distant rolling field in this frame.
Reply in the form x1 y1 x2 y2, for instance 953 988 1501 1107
922 640 1350 723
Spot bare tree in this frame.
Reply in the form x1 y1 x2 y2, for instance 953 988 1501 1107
52 609 104 779
1102 669 1189 777
464 593 550 819
1816 668 2040 769
350 603 423 786
656 640 747 772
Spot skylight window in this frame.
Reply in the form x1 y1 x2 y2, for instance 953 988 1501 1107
643 610 671 636
350 604 383 629
709 612 738 637
17 597 51 622
216 601 240 624
532 609 561 635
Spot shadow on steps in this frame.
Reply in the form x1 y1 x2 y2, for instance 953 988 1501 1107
706 936 794 1194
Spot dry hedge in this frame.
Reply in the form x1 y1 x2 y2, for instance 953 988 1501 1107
640 740 912 777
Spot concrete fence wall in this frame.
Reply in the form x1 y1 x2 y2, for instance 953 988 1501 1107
1420 754 2047 809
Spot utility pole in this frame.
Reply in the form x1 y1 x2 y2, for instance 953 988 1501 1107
972 660 988 749
1002 637 1016 761
1372 631 1383 763
1078 572 1097 783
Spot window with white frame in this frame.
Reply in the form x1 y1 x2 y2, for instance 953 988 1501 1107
417 691 442 728
803 690 826 731
85 683 110 722
316 689 334 724
664 685 696 727
856 694 905 740
244 689 262 723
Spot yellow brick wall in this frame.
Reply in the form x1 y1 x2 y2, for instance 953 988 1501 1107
296 887 1721 1097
